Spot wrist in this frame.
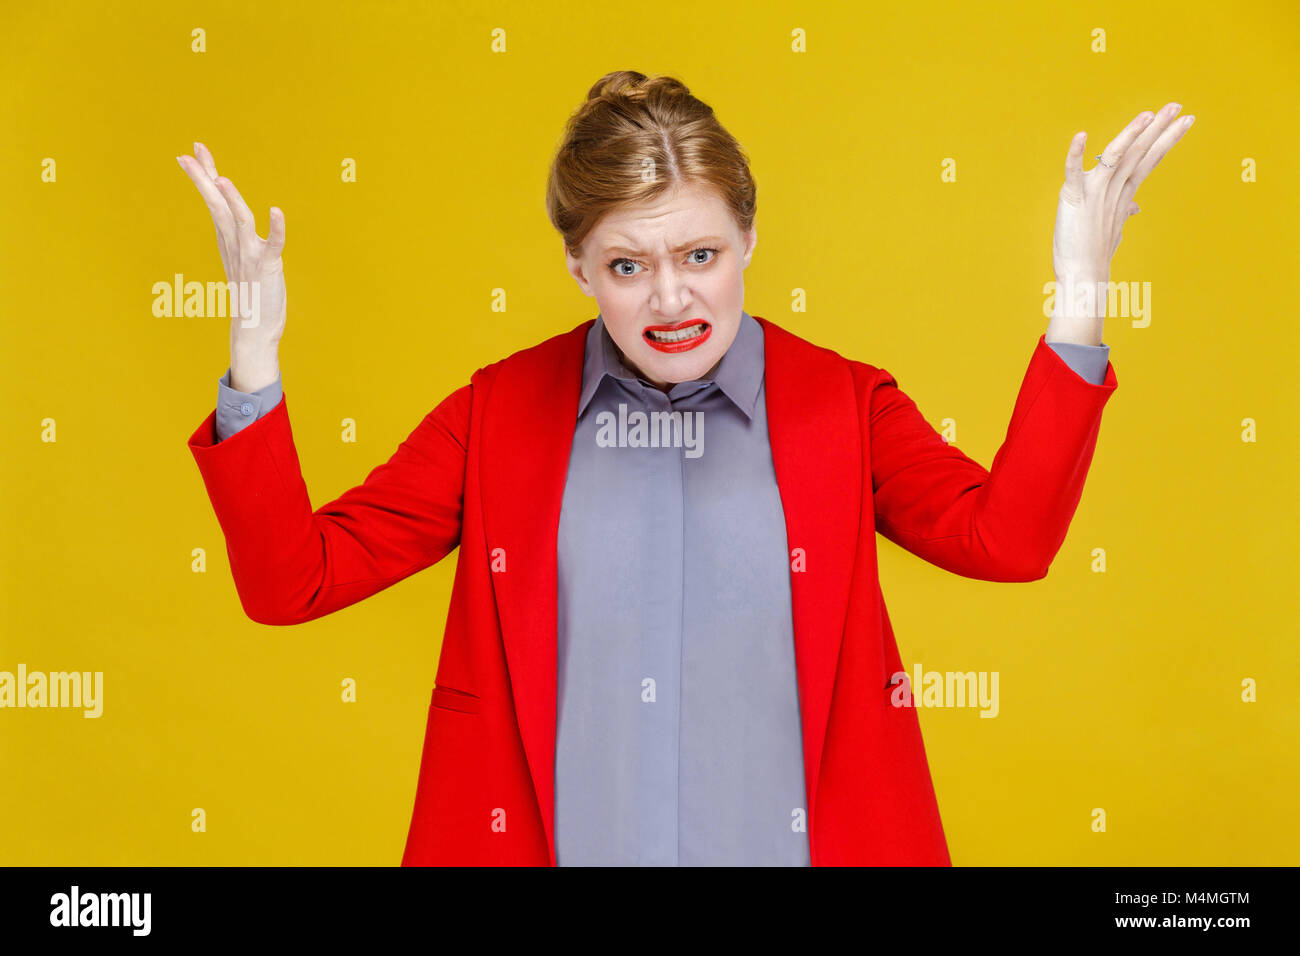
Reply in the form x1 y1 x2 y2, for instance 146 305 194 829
1048 273 1107 345
230 348 280 393
1045 311 1104 347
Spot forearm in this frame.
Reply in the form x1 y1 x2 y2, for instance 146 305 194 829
188 385 472 625
866 335 1118 581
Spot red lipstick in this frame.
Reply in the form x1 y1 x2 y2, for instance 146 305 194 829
642 318 712 353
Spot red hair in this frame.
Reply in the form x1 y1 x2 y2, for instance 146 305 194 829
545 70 757 257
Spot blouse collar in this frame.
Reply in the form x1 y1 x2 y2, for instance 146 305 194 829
577 310 764 421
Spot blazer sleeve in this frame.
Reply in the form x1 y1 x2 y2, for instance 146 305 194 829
187 382 473 625
867 334 1118 582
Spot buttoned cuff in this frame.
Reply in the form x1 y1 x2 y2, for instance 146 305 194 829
216 367 284 442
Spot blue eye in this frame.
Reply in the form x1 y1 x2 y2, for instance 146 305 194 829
607 247 719 277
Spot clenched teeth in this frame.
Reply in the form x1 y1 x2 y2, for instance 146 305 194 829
646 323 707 343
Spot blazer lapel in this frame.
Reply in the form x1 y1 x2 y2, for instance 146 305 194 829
479 316 859 862
756 317 861 827
478 319 593 866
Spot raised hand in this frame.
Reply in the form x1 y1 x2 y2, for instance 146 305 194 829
177 142 287 392
1050 102 1194 332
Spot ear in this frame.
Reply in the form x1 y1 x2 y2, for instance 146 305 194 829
741 225 757 268
564 240 596 297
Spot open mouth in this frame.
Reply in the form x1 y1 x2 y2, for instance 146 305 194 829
643 319 712 353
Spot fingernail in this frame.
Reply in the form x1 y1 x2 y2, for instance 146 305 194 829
1184 115 1195 128
175 156 184 167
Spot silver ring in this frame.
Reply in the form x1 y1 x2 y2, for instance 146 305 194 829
1095 155 1117 168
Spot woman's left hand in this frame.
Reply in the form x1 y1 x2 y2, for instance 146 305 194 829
1050 101 1195 334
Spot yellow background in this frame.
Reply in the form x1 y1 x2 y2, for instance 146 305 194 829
2 0 1297 865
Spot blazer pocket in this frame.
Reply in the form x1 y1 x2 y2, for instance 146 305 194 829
431 684 481 715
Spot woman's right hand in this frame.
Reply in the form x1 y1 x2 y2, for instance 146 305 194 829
177 142 287 392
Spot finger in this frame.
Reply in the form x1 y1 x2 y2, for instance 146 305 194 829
193 141 219 179
263 206 286 263
1108 102 1181 192
213 175 258 245
1063 131 1086 200
1123 112 1194 195
177 153 237 239
1093 109 1155 179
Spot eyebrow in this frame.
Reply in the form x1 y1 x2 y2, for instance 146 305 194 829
601 236 727 257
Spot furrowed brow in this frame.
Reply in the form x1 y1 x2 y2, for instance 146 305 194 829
603 236 726 256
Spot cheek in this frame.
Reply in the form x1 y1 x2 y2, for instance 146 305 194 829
594 295 645 354
701 269 743 304
595 275 641 308
598 292 637 325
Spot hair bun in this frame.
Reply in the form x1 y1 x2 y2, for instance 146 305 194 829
586 70 647 101
585 70 691 103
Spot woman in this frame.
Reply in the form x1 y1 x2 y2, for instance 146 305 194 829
181 71 1192 866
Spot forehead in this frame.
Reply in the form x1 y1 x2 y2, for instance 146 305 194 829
592 183 736 252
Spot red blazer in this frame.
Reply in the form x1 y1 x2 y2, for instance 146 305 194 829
188 316 1117 866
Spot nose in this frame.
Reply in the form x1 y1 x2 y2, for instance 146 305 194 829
649 266 692 315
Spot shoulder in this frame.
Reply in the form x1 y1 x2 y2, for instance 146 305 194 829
752 315 892 391
421 320 592 431
468 319 594 391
